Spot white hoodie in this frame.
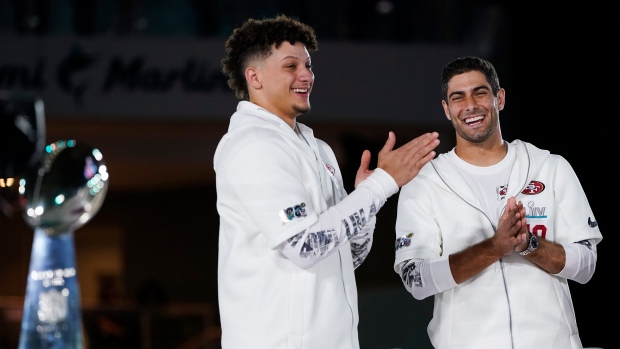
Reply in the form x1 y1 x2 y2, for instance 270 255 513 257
215 101 398 349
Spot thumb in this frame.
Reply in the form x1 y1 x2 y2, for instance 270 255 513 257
358 149 371 172
380 131 396 154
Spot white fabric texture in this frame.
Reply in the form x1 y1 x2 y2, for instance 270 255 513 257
394 139 603 349
556 240 598 284
214 101 398 349
447 144 516 223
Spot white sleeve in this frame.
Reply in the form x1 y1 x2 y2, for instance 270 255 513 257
397 256 457 300
349 215 376 269
281 169 398 269
555 239 597 284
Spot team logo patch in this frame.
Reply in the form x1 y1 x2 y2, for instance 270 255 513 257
588 217 598 228
279 203 307 223
323 161 336 176
497 185 507 201
395 233 414 251
521 181 545 195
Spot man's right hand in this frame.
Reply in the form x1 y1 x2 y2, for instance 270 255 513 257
449 197 527 284
493 197 528 256
377 131 440 187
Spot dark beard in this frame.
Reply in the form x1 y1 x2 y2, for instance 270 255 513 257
293 104 311 114
456 126 496 143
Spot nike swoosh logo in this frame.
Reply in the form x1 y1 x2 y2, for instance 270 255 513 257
588 217 598 228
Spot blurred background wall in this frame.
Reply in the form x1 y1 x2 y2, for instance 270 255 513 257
0 1 614 348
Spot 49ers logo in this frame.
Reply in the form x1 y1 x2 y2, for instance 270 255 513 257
521 181 545 195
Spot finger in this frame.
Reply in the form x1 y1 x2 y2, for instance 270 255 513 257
358 150 371 172
403 132 439 151
506 197 516 211
512 232 526 246
415 136 440 159
379 131 396 154
414 149 437 168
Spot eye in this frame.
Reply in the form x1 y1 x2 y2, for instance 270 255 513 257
306 63 313 70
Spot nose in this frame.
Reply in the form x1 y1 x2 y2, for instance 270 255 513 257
463 94 479 110
299 66 314 82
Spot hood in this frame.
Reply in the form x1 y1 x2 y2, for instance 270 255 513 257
424 139 551 207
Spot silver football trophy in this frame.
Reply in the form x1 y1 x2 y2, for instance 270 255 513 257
1 91 109 348
2 92 110 348
18 139 109 348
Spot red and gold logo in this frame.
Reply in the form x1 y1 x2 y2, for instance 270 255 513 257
521 181 545 195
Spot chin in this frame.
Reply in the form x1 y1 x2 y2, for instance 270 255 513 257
293 104 311 114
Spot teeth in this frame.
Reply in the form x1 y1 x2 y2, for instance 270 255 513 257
293 88 308 93
465 116 483 124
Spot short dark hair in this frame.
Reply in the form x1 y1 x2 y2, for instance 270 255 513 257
221 14 318 101
441 56 500 101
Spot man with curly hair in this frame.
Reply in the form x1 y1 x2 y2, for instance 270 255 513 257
214 14 440 349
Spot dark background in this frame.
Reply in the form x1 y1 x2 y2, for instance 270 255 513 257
0 1 615 348
500 4 613 349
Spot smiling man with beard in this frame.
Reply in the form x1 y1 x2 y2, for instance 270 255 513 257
394 56 603 349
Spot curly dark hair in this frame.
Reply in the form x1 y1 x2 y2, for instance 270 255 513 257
441 56 500 102
221 14 318 101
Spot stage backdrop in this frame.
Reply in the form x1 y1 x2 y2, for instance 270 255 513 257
0 34 485 124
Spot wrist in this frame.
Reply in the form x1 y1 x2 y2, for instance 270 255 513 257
519 232 539 256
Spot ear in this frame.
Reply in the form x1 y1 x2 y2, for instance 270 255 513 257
497 88 506 111
246 66 262 90
441 100 451 120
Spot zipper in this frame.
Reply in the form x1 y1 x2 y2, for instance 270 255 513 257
338 249 356 347
431 161 516 349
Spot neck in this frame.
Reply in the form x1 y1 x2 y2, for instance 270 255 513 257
454 138 508 167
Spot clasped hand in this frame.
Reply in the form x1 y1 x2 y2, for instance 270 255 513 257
494 197 528 256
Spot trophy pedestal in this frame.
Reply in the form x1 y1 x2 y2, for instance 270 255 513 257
18 228 84 349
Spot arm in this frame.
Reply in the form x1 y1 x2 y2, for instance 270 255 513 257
449 197 527 284
281 131 440 269
349 216 376 269
515 234 565 274
347 131 438 269
398 257 456 300
514 156 601 281
556 239 597 284
281 169 394 269
397 240 596 305
399 197 526 294
515 235 597 282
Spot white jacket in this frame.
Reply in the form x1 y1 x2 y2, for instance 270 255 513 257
394 140 602 349
215 101 397 349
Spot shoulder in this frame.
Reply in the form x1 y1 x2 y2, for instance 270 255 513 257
214 126 292 171
400 161 438 192
315 137 336 157
512 139 549 155
513 140 578 178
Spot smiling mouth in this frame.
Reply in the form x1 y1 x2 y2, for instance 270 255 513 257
464 115 484 125
292 88 308 93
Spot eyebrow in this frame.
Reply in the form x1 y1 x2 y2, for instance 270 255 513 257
280 54 311 61
448 85 490 98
